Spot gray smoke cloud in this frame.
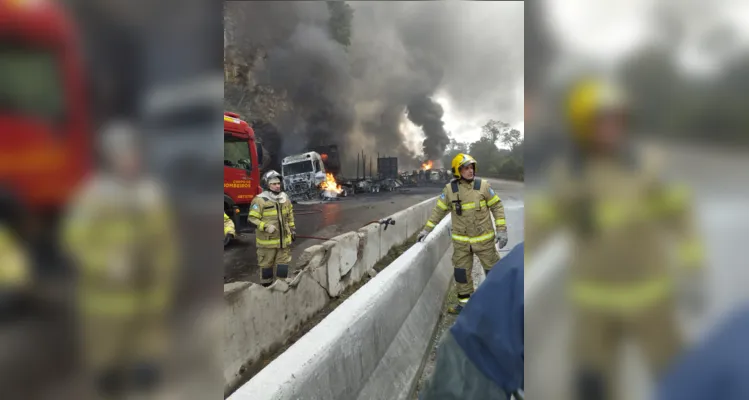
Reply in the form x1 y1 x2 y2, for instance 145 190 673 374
406 96 450 160
225 1 523 172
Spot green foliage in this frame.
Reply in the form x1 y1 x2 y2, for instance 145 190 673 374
441 138 469 169
502 129 523 151
327 1 354 48
444 120 524 181
481 119 510 142
480 119 522 151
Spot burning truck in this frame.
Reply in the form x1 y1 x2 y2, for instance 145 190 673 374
281 151 345 201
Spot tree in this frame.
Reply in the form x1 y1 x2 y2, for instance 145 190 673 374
441 119 525 181
481 119 511 143
442 139 469 170
447 138 468 153
327 1 354 48
501 129 522 151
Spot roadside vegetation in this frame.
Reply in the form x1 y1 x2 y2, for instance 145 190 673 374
442 120 524 181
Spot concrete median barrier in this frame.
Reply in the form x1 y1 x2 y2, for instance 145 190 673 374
223 197 440 392
229 213 454 400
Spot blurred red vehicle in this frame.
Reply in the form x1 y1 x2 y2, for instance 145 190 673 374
0 0 90 216
224 111 261 231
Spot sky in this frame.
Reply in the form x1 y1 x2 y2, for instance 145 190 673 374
544 0 749 74
390 1 525 148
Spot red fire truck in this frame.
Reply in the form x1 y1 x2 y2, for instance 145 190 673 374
0 0 90 217
224 112 262 230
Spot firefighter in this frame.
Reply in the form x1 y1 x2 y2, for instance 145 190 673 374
248 170 295 287
61 121 177 398
525 77 705 399
417 153 508 314
224 212 236 246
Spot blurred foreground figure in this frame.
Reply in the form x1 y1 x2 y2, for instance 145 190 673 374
526 77 705 399
62 121 177 399
419 242 524 400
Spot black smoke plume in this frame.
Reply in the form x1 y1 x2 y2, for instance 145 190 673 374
225 1 523 172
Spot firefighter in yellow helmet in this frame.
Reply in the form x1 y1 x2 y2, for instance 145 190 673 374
61 121 177 398
417 153 508 314
248 170 295 286
526 77 705 399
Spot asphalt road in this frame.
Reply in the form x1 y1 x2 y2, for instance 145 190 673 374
223 185 446 284
526 141 749 399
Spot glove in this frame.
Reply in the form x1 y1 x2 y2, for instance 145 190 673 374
417 229 429 242
265 224 277 234
496 230 508 249
291 228 297 242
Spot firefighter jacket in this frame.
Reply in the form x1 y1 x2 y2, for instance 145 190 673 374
61 175 177 368
248 191 295 249
224 212 236 237
526 153 704 314
424 178 507 250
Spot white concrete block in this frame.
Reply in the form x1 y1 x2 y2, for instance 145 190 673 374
222 271 330 390
407 197 435 238
337 226 376 287
229 214 455 400
335 232 359 277
295 244 328 293
356 224 381 274
223 196 442 394
379 209 409 258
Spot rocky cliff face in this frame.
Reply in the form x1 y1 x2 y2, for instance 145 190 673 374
224 5 289 172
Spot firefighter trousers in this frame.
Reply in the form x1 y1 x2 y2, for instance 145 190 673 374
572 299 683 400
257 247 292 286
452 241 500 300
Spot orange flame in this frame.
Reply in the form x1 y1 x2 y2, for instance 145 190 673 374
421 160 434 170
320 173 342 193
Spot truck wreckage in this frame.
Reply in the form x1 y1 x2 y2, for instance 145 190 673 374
280 147 452 202
281 151 348 201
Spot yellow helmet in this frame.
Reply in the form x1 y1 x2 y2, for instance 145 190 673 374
566 77 628 142
451 153 477 178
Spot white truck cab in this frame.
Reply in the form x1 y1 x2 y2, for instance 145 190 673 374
282 151 326 200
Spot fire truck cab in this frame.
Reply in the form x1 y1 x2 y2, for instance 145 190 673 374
224 112 261 230
0 0 90 214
